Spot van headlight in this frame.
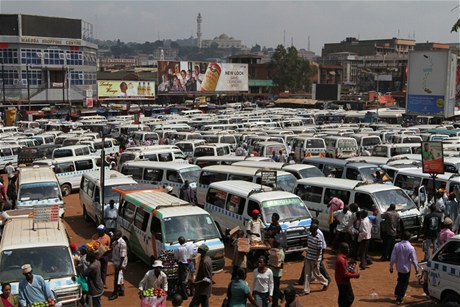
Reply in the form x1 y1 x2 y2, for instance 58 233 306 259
214 249 224 259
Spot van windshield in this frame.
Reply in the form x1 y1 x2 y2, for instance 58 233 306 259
297 167 324 179
276 174 297 192
19 182 61 201
0 246 74 282
179 167 201 183
373 189 416 211
261 197 311 222
337 139 357 149
305 139 324 149
163 214 221 243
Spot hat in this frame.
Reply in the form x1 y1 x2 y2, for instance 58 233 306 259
78 244 87 252
165 186 174 193
444 217 453 226
152 260 163 268
198 244 209 252
70 242 78 251
97 224 105 231
252 209 260 215
21 264 32 274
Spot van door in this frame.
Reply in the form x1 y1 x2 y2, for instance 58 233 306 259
131 207 152 265
354 192 380 237
204 188 228 232
295 184 324 218
117 200 136 238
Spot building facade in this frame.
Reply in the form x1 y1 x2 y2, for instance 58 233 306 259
0 14 97 108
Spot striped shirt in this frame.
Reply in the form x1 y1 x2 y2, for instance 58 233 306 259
306 234 323 261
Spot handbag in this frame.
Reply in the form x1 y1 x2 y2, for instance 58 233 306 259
77 274 89 293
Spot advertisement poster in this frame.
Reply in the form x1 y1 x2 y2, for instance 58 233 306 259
157 61 248 94
421 141 444 174
406 50 457 117
97 80 155 99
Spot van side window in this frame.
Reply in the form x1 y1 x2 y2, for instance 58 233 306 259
0 149 12 156
150 216 163 242
122 202 136 223
144 169 163 182
231 175 253 182
227 194 245 215
122 166 143 180
355 193 375 211
75 159 93 171
87 181 95 198
345 168 361 180
394 175 420 192
81 177 88 191
323 165 343 178
296 185 323 203
421 178 446 196
55 162 74 173
166 171 181 183
432 241 460 265
12 148 19 155
159 153 173 162
54 149 72 158
199 172 227 185
94 187 100 202
216 147 225 156
324 188 350 205
134 208 149 232
206 188 227 208
247 200 260 217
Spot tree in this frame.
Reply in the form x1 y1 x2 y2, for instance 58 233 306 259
251 44 261 53
268 44 314 93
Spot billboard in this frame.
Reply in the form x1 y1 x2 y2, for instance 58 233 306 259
21 15 81 39
421 141 444 174
157 61 248 94
97 81 155 99
312 84 341 100
406 50 457 117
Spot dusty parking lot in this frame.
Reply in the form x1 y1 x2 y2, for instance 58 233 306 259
63 193 434 307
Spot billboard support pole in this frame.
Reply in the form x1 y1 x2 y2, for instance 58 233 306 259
430 173 437 199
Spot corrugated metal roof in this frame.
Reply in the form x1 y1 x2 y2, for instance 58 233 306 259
274 98 317 105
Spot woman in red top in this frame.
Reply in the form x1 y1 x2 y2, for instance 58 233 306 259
335 242 360 307
0 283 18 307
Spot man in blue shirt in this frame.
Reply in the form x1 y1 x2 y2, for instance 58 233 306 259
18 264 56 307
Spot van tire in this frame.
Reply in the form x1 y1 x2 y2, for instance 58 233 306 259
61 184 72 196
83 206 91 222
442 293 460 304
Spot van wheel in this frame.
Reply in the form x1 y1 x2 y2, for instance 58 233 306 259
442 293 460 304
61 184 72 196
83 206 91 222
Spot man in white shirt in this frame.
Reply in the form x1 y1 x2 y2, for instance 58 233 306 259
104 200 118 233
174 236 189 300
138 260 168 299
357 210 372 270
247 209 264 242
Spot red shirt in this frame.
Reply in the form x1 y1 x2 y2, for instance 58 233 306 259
335 253 359 285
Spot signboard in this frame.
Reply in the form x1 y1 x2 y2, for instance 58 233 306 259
97 80 155 99
33 204 60 223
157 61 248 94
421 141 444 174
86 98 93 108
312 84 341 100
260 170 277 187
406 50 457 117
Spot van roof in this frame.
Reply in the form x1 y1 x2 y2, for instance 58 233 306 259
19 166 57 184
296 177 398 193
122 161 200 171
202 165 293 177
0 217 68 250
82 170 137 186
303 157 375 168
232 161 285 170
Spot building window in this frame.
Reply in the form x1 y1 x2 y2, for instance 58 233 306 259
70 71 83 85
66 51 83 65
84 72 96 85
0 70 19 85
21 49 42 65
44 49 65 65
21 70 42 85
1 49 19 64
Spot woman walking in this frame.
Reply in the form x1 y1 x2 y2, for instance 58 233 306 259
252 256 273 307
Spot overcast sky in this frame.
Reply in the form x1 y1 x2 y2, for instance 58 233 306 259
1 1 459 54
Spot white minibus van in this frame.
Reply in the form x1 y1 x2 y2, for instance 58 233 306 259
205 181 312 254
52 145 92 159
323 136 359 158
295 177 422 239
120 161 201 197
0 144 21 168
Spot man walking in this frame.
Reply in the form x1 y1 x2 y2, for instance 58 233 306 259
381 204 400 261
357 210 372 270
302 224 328 295
174 236 189 300
422 204 442 261
82 251 104 307
390 231 419 305
335 242 360 307
190 244 213 307
109 230 127 300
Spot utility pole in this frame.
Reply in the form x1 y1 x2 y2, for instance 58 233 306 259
1 59 5 107
26 64 31 110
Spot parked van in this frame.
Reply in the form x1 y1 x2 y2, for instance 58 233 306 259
32 134 55 145
194 156 271 168
120 161 201 197
115 189 225 272
422 235 460 305
79 170 137 226
350 134 382 154
81 138 120 156
294 177 422 239
371 143 421 158
193 143 233 160
393 168 460 197
196 165 297 205
132 131 160 146
119 146 187 166
0 213 81 303
176 139 206 157
52 145 92 159
251 141 289 158
205 180 312 254
231 161 324 180
323 136 359 158
0 144 21 168
17 166 64 216
33 155 104 196
291 137 326 161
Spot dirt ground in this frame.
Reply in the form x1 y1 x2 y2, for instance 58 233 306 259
62 193 436 307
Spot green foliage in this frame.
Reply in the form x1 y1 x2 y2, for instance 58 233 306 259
268 44 314 93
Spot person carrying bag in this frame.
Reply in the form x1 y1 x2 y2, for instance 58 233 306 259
225 268 259 307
